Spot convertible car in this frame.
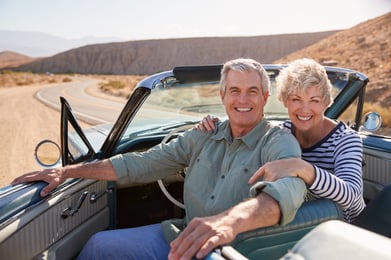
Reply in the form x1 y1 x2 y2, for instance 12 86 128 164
0 64 390 259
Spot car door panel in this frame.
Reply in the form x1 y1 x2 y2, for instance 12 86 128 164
0 179 109 259
362 135 391 201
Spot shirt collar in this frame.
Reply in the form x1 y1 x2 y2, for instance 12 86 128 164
212 118 271 148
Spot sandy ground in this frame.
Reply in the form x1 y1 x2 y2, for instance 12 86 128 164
0 84 93 187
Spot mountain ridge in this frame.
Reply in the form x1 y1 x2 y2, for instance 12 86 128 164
10 31 338 75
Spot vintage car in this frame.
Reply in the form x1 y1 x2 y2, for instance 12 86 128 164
0 64 390 259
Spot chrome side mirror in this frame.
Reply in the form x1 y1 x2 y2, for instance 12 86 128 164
34 140 61 168
362 112 382 132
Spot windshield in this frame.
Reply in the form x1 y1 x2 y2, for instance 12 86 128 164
119 68 349 144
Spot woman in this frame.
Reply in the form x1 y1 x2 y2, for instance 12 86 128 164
198 58 365 222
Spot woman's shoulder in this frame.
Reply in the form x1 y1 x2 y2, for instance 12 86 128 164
332 121 362 143
282 120 293 130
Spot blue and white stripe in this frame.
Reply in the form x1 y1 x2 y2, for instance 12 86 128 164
283 120 366 222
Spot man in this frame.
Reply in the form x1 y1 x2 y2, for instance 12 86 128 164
12 58 306 260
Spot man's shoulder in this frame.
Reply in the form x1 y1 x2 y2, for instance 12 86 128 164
264 122 293 138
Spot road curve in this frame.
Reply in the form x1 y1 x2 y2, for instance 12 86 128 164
36 77 126 125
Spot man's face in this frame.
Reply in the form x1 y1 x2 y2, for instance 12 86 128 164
220 70 269 137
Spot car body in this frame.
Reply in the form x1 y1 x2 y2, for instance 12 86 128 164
0 64 390 259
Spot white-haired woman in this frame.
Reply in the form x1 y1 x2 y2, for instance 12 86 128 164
198 58 365 222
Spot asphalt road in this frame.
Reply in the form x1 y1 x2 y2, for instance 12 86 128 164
36 77 126 125
0 78 126 186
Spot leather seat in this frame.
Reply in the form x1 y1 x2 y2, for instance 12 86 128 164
230 199 343 259
281 220 391 260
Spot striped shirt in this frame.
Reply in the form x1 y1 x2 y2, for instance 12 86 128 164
283 120 366 222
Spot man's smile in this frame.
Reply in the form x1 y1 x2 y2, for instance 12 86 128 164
235 107 253 112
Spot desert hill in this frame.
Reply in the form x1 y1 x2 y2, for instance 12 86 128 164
0 51 36 69
11 31 337 75
276 12 391 107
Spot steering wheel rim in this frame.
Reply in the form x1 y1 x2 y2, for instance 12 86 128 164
157 124 195 209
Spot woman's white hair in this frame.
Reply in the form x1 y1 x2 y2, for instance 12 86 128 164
276 58 333 106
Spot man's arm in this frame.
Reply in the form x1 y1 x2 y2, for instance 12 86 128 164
168 192 280 260
11 159 117 197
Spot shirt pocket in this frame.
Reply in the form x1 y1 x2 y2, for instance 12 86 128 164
185 154 219 194
223 164 261 201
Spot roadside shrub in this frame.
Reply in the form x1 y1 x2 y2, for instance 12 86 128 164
63 77 72 82
100 80 126 90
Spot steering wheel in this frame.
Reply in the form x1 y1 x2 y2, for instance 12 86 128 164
157 124 195 209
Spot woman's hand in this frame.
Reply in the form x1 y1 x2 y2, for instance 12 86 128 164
249 158 315 185
193 114 219 132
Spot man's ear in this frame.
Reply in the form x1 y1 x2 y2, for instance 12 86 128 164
263 91 269 102
220 89 225 102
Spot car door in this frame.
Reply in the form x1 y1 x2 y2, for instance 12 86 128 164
330 71 391 202
361 132 391 201
0 98 110 260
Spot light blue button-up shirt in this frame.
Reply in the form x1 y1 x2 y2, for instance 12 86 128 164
110 118 306 242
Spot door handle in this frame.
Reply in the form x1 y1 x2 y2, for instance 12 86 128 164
89 190 108 203
61 191 89 218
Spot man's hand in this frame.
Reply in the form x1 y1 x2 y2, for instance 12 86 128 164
11 160 117 197
11 167 67 197
168 214 236 260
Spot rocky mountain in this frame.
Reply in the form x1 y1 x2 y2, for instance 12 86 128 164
276 12 391 107
12 31 337 75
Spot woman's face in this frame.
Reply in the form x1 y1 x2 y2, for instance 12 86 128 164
284 85 329 132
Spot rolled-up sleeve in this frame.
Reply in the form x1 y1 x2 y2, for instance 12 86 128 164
108 129 206 185
109 154 131 182
249 177 306 225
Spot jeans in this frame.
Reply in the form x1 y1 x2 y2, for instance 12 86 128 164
77 223 170 260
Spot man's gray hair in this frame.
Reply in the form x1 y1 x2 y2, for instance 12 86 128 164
220 58 270 95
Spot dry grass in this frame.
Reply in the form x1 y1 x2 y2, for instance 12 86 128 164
0 71 72 88
95 74 147 98
0 71 145 96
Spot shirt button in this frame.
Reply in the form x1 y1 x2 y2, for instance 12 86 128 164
221 175 225 179
211 195 215 200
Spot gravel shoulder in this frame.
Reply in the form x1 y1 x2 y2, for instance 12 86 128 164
0 84 92 187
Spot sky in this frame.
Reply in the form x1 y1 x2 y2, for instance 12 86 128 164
0 0 391 40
